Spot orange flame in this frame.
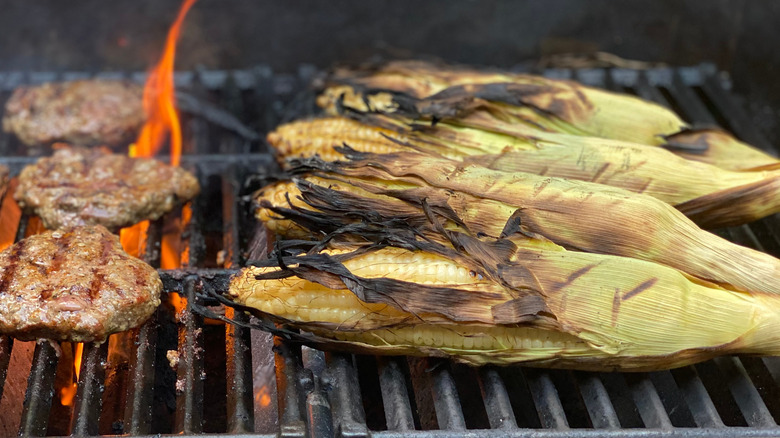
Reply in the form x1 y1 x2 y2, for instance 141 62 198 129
120 220 150 258
161 203 192 271
133 0 197 165
255 385 272 408
24 216 46 237
60 343 84 406
123 0 196 315
0 179 22 252
164 204 192 315
170 292 187 316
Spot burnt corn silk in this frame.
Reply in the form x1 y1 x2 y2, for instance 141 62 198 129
267 115 780 228
229 232 780 371
315 60 779 172
254 150 780 297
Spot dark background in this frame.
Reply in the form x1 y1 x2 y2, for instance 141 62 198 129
0 0 778 141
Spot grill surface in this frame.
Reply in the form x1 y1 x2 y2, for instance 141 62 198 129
0 64 778 437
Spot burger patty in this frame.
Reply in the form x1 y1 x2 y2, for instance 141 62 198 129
15 146 200 230
2 80 145 147
0 226 161 342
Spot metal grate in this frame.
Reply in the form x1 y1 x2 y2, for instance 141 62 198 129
0 64 777 437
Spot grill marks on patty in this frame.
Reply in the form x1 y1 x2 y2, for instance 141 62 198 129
0 226 161 342
14 146 200 230
87 236 114 302
0 239 25 295
37 232 73 301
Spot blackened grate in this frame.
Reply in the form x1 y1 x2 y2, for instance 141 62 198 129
0 64 777 437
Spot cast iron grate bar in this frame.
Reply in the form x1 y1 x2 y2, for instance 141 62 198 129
740 357 780 421
377 357 416 431
610 68 640 89
696 75 780 260
478 367 518 430
573 372 620 429
573 68 606 88
70 342 109 436
274 339 307 438
542 68 572 80
428 361 466 431
121 314 159 435
670 365 725 428
19 340 59 436
174 177 208 434
629 70 673 108
699 75 776 153
174 277 205 434
304 349 334 438
222 166 255 433
648 370 698 427
623 373 673 429
667 70 718 125
768 361 780 388
523 369 569 429
324 353 369 437
221 166 242 268
122 218 163 435
713 357 777 427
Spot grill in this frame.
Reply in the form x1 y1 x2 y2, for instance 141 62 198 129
0 64 778 437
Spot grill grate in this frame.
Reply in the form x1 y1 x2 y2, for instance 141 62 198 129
0 64 777 437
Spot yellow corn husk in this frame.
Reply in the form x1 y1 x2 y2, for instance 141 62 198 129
277 151 780 297
253 175 427 239
253 180 313 239
317 60 778 171
268 115 780 227
266 117 412 164
229 238 780 371
267 115 530 165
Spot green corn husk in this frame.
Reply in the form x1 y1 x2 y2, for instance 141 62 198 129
315 60 779 171
256 150 780 297
229 231 780 371
267 114 780 228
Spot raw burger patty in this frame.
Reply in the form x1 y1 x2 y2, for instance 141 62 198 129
0 226 161 342
15 145 200 230
2 79 145 147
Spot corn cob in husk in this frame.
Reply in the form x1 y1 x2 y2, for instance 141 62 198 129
254 173 427 239
315 60 778 171
267 115 780 228
229 233 780 371
255 151 780 297
266 117 416 165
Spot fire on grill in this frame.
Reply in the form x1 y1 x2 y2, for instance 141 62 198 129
0 0 779 436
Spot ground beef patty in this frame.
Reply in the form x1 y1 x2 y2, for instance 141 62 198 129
15 146 200 230
0 226 161 342
2 80 145 147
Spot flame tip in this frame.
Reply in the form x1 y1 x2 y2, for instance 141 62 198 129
134 0 196 167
